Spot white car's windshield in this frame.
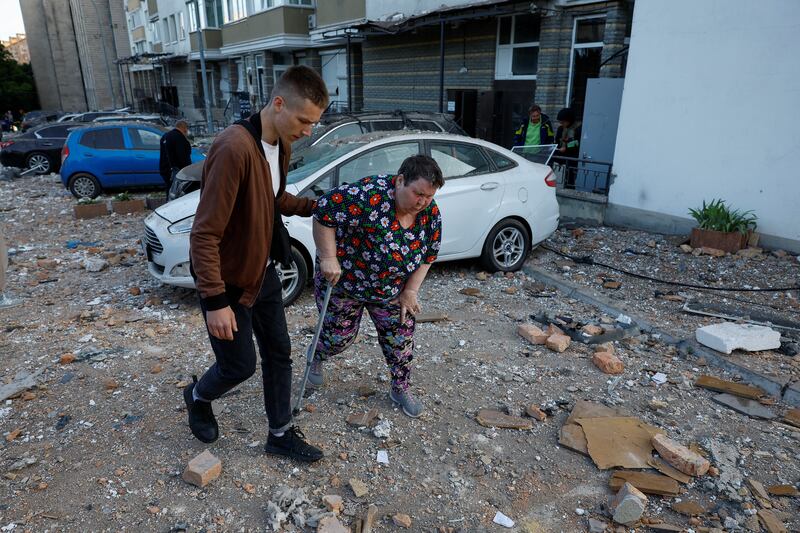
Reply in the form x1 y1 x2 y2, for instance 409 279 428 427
287 142 366 184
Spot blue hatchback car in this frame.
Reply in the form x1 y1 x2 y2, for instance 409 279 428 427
60 123 205 199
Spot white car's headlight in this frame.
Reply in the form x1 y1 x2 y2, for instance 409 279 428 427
168 215 194 234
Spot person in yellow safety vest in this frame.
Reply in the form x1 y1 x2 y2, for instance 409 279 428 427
512 104 554 148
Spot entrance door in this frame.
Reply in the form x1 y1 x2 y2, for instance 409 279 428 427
321 49 348 112
577 78 624 192
447 89 478 137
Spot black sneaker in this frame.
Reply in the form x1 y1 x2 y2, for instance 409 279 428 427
183 376 219 443
264 426 323 462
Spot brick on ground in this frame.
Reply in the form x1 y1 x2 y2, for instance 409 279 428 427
651 434 710 476
546 333 571 353
593 351 624 374
517 323 548 345
182 450 222 488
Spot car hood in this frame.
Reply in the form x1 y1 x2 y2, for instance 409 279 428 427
154 184 301 224
156 190 200 223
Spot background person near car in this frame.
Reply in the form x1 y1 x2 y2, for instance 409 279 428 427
185 66 328 463
309 155 443 418
553 107 582 189
159 120 191 197
513 104 554 148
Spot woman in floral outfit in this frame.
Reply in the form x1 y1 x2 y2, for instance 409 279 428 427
309 155 443 417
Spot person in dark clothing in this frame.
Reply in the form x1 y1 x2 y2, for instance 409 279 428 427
512 104 554 147
553 108 582 188
159 120 192 198
184 66 329 463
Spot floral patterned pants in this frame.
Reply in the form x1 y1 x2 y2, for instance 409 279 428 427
313 274 416 392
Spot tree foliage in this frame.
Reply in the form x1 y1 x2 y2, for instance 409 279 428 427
0 44 40 114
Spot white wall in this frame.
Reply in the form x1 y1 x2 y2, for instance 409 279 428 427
609 0 800 250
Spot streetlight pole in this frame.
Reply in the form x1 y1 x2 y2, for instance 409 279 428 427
87 0 117 109
190 0 214 134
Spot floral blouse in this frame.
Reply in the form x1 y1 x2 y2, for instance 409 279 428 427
313 175 442 302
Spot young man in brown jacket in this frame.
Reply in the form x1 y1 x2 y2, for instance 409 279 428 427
185 66 328 462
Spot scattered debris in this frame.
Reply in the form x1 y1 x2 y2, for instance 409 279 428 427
346 408 379 428
475 409 533 430
317 515 349 533
758 509 788 533
651 434 710 476
0 368 44 401
782 408 800 428
414 311 448 323
517 323 548 345
712 393 777 419
525 404 547 421
372 419 391 439
265 485 329 531
694 374 765 399
592 351 624 374
610 482 648 525
349 478 369 498
648 457 691 484
767 485 800 497
651 372 668 385
577 416 662 469
609 471 682 497
695 322 782 354
492 511 514 528
182 450 222 488
392 513 412 528
671 500 705 516
322 495 343 514
376 450 389 464
545 333 571 353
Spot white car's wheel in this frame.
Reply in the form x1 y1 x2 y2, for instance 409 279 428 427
276 246 308 306
481 218 531 272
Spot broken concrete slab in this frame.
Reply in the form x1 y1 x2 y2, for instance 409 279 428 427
577 417 662 470
783 408 800 428
346 408 379 428
671 500 705 516
414 311 448 323
476 409 533 430
694 375 765 399
696 322 781 354
758 509 788 533
609 471 681 496
558 400 626 456
651 434 710 476
766 485 799 497
0 368 45 401
610 482 647 525
647 458 691 484
712 393 777 420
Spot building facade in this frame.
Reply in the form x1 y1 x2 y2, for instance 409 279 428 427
120 0 632 144
20 0 129 112
1 34 30 64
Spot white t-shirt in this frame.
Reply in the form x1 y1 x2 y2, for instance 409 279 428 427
261 139 281 196
261 139 281 266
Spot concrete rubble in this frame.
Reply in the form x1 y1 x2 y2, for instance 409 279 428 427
696 322 782 354
0 173 798 530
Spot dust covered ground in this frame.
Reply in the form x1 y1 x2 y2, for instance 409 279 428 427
1 172 798 532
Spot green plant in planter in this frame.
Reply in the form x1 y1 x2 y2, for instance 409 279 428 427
688 199 757 234
77 197 100 205
113 192 132 202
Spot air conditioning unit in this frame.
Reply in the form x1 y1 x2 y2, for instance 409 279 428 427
307 14 316 30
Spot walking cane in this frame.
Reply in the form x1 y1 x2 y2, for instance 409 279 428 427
293 283 333 415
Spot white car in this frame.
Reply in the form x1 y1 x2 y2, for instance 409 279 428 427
142 132 559 305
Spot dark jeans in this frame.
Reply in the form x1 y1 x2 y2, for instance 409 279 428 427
195 264 293 433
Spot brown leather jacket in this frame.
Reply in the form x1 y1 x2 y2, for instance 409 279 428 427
190 121 313 310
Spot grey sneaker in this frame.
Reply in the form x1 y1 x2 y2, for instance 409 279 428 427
390 388 424 418
0 294 20 310
307 347 324 388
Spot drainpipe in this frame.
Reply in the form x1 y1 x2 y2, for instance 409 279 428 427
346 32 352 112
439 20 445 113
190 0 214 133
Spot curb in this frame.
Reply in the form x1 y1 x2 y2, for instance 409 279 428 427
523 264 800 407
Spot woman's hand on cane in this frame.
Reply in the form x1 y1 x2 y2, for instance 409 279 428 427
391 289 420 324
320 256 341 285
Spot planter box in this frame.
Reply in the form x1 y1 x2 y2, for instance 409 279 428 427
112 199 146 214
146 197 167 211
690 227 749 253
73 202 109 219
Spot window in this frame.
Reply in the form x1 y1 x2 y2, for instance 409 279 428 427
128 128 162 150
79 129 125 150
224 0 247 22
162 19 170 42
36 125 70 138
205 0 223 28
178 12 186 39
367 120 403 132
320 123 365 143
338 142 419 186
409 120 442 132
151 21 160 42
188 1 198 31
169 15 178 42
301 170 335 199
485 149 516 171
567 15 606 116
495 14 541 80
429 142 491 179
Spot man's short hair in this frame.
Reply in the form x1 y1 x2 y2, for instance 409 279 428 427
271 65 330 110
398 155 444 189
175 120 189 129
528 104 542 114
